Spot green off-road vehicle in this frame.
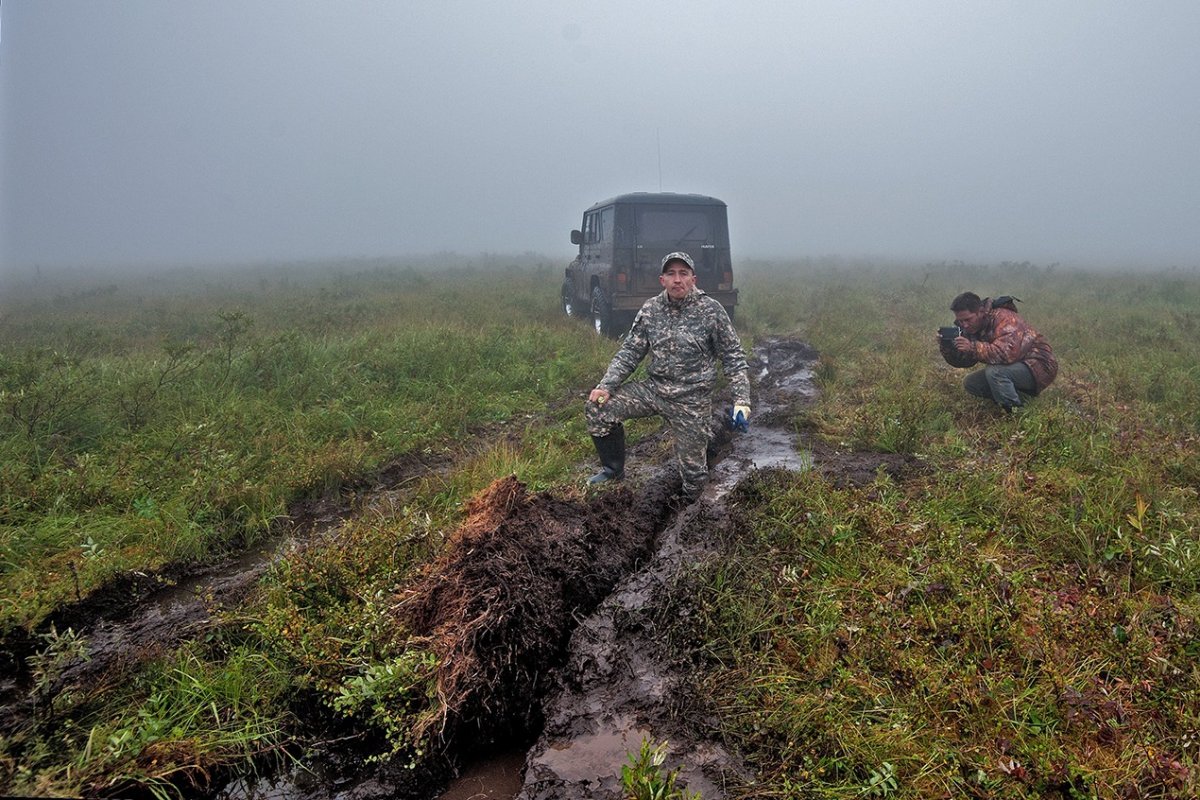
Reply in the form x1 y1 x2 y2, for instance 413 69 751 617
561 192 738 337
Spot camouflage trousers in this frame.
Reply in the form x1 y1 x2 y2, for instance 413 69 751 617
586 381 712 498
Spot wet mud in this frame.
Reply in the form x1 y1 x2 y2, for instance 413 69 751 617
511 336 918 799
1 336 925 799
516 498 751 799
514 337 821 799
397 472 678 748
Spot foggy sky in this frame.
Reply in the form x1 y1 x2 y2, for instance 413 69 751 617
3 1 1199 273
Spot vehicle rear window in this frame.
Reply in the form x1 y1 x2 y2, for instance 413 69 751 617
636 210 711 243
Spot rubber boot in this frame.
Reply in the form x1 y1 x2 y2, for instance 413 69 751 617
587 425 625 484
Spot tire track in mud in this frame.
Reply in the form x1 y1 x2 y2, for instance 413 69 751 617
517 499 747 799
513 337 820 799
215 337 828 800
497 337 918 799
2 336 923 799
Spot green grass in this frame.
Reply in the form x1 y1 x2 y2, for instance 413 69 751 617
4 256 1199 797
673 260 1200 798
622 738 701 800
0 257 612 630
6 638 293 798
1 256 627 795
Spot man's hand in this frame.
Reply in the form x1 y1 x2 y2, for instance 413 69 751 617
953 336 973 354
589 387 611 405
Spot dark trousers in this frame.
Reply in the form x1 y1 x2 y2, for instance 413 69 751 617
964 362 1036 408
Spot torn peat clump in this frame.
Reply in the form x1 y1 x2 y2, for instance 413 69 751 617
398 475 675 751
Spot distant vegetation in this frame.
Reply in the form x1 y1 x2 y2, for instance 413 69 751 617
2 255 1198 797
0 257 608 631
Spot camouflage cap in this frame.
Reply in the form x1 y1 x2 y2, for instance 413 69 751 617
660 251 695 272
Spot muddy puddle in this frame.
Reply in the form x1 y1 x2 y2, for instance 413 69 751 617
2 336 929 799
516 499 748 799
438 752 527 800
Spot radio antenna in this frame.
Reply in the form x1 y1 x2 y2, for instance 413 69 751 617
656 128 663 191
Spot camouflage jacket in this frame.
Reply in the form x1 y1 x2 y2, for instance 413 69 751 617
939 298 1058 393
598 288 750 405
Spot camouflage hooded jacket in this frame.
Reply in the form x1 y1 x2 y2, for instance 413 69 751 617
598 288 750 406
939 298 1058 393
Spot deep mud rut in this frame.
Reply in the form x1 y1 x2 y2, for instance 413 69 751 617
515 337 821 799
0 337 922 799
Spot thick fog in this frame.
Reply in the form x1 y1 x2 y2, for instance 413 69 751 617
2 1 1198 273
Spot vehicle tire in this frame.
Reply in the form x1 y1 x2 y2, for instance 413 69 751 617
591 287 613 337
561 281 576 317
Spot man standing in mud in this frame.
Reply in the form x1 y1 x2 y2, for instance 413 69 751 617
586 252 751 501
938 292 1058 412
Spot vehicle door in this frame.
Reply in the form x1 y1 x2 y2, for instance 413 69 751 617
580 206 615 295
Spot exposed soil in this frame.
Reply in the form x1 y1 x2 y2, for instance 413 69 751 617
435 337 920 799
511 336 921 799
516 494 750 799
1 336 926 799
398 472 678 747
510 338 814 798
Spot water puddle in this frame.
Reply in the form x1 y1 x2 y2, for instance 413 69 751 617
708 425 812 499
533 716 652 787
709 336 817 499
437 751 525 800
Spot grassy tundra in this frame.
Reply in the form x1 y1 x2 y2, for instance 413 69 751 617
2 256 1198 797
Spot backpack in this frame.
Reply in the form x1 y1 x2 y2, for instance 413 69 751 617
991 295 1021 311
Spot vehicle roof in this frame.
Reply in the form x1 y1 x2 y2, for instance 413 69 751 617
584 192 726 212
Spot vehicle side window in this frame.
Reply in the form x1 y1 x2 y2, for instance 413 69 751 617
584 212 599 244
600 207 614 244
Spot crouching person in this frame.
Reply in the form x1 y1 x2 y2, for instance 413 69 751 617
938 292 1058 412
585 252 750 501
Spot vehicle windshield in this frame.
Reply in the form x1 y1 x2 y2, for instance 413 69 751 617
636 209 711 243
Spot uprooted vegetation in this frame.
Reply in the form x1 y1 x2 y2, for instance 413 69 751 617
399 474 674 748
2 258 1200 798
